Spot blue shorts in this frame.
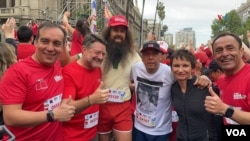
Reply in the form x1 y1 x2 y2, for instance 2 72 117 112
133 127 171 141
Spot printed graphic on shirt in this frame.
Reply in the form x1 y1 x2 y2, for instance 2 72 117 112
36 78 48 90
108 89 125 102
44 94 62 110
54 75 63 82
84 111 99 128
136 82 159 115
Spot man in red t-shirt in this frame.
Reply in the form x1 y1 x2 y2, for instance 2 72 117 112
205 32 250 125
62 33 109 141
0 22 75 141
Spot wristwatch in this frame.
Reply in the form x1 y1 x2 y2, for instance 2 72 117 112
224 106 234 118
47 110 54 122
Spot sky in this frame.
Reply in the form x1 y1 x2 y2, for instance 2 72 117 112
137 0 246 47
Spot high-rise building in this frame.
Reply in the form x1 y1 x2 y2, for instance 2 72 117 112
175 28 196 48
163 33 173 46
236 0 250 22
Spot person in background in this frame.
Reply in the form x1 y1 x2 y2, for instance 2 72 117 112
1 17 17 54
204 59 224 84
16 25 36 61
62 33 110 141
0 42 17 139
0 21 76 140
205 32 250 125
0 42 16 80
97 15 141 141
63 11 91 56
157 40 170 65
170 49 216 141
194 51 209 76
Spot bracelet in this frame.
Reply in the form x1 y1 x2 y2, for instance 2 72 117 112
88 96 92 106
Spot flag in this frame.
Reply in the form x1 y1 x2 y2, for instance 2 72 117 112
90 0 97 33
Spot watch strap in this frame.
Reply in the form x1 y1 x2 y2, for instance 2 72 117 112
47 110 54 122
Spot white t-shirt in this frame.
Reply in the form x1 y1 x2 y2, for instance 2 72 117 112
131 62 175 135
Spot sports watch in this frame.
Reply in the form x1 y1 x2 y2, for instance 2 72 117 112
224 106 234 118
47 110 54 122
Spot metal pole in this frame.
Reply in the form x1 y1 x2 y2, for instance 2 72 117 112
139 0 145 48
126 0 130 20
152 0 159 35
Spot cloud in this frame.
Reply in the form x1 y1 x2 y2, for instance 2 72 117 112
137 0 246 47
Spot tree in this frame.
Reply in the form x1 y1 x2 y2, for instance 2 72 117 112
162 25 168 32
211 10 244 39
157 2 165 37
157 2 165 22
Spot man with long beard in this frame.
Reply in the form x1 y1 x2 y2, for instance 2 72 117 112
97 15 141 141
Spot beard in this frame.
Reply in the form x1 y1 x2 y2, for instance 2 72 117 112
106 39 130 65
103 39 130 73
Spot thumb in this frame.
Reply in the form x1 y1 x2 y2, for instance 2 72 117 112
65 95 72 104
98 81 104 89
208 87 217 97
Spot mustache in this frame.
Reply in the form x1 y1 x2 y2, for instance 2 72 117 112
113 36 123 40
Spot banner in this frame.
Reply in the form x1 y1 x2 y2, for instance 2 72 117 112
90 0 97 33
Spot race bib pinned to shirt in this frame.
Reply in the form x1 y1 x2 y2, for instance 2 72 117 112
135 110 156 127
44 94 62 110
84 111 99 128
108 89 125 102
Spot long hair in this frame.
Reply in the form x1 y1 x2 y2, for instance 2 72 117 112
0 43 17 80
102 26 135 73
75 18 91 38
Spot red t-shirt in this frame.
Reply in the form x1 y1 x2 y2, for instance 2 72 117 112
17 44 36 61
0 57 64 141
70 30 84 56
62 61 101 140
31 23 39 36
217 64 250 125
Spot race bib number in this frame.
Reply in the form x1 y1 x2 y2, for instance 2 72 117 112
225 117 239 125
108 89 125 103
84 111 99 128
44 94 62 110
135 110 156 127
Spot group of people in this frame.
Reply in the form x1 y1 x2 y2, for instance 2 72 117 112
0 10 250 141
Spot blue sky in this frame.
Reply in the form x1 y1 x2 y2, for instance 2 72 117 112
137 0 246 47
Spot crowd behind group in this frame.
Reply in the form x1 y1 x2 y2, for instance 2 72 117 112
0 10 250 141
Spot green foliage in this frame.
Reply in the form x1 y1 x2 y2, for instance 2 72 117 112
211 10 243 39
162 25 168 32
157 2 165 21
76 4 91 20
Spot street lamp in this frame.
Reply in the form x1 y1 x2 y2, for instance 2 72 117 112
139 0 145 48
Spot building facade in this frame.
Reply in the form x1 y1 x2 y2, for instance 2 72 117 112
175 28 196 48
163 33 173 46
0 0 148 48
236 0 250 22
